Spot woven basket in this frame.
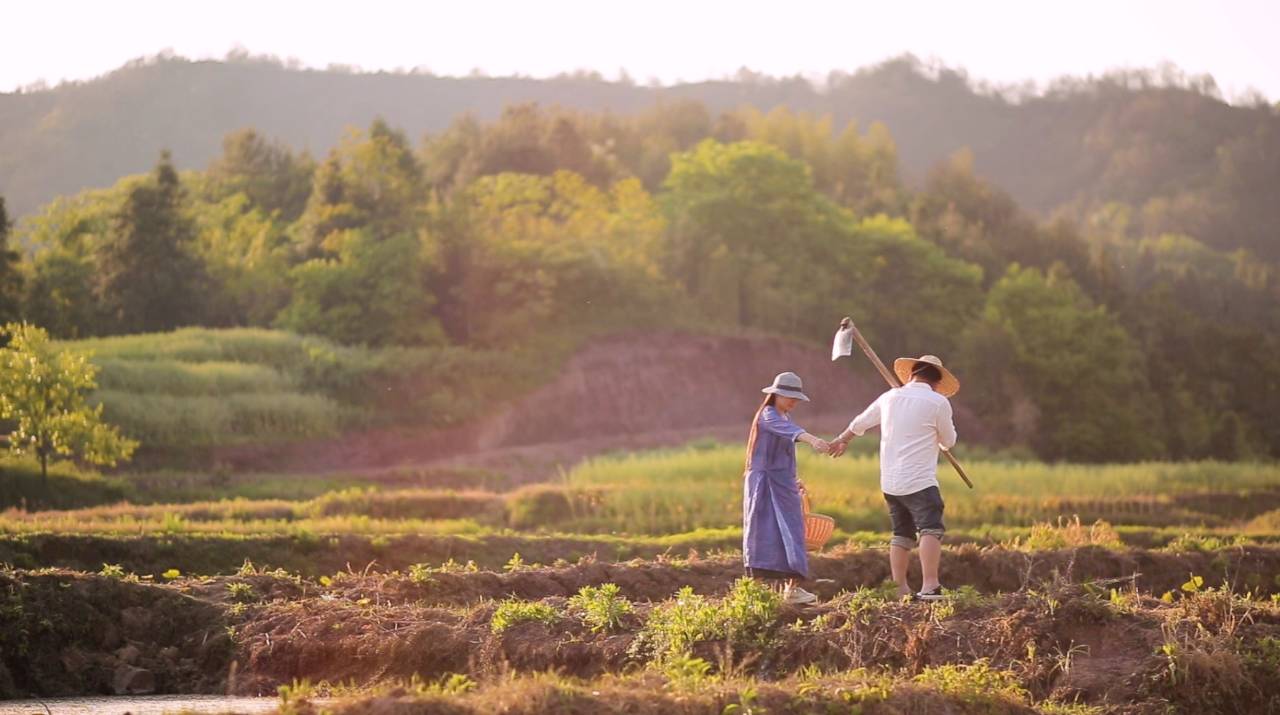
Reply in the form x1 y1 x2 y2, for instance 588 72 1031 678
800 488 835 552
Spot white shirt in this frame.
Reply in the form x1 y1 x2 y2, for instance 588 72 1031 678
848 381 958 496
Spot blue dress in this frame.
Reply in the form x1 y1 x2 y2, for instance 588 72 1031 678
742 406 809 579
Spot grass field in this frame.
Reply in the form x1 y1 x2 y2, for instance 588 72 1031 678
57 327 544 455
561 444 1280 533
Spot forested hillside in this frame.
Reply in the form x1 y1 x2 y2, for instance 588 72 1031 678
2 54 1278 260
2 85 1276 463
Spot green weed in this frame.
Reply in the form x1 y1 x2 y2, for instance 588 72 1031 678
568 583 633 633
490 599 560 633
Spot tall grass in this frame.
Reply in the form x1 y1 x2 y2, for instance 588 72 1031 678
563 444 1280 534
95 390 344 446
65 327 319 368
55 327 545 452
95 359 296 395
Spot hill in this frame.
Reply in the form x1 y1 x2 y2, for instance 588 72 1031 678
3 54 1278 258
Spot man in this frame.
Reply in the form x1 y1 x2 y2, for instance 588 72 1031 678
828 355 959 601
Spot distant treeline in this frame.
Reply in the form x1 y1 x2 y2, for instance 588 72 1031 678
0 100 1276 462
2 54 1279 262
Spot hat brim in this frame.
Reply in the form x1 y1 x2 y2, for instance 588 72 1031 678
893 358 960 397
762 387 810 401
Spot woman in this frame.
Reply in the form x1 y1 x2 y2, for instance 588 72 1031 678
743 371 829 605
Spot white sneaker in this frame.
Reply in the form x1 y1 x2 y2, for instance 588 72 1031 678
783 585 818 605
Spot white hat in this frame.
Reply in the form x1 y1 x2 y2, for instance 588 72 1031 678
761 372 810 401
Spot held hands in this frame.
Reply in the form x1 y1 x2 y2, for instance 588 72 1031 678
808 438 830 454
826 437 849 458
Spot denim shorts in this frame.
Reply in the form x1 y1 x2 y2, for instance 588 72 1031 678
883 486 946 549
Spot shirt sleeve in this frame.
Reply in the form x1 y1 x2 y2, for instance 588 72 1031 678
936 398 958 449
759 407 807 442
848 395 883 436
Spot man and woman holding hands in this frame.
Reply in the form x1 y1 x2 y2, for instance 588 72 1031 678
742 356 959 605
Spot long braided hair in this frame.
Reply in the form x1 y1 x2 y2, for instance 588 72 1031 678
744 394 777 471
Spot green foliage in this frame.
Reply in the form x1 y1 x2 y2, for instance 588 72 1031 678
226 581 258 603
638 579 781 664
204 129 314 222
431 171 676 346
0 323 138 478
962 265 1160 461
661 652 716 690
0 198 21 324
913 660 1029 706
276 229 443 346
95 151 211 332
98 563 125 579
4 82 1279 462
490 599 559 633
407 563 435 584
568 583 634 633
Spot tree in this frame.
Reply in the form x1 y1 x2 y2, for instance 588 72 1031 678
662 140 841 330
293 119 424 259
430 171 672 346
205 129 314 221
960 265 1161 461
0 198 22 324
96 151 210 332
0 323 138 479
275 230 443 346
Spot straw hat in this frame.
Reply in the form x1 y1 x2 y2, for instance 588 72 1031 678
893 355 960 397
761 371 810 401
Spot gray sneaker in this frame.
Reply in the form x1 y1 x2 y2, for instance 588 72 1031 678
784 585 819 605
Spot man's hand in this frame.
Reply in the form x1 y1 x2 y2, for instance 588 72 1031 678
828 439 849 458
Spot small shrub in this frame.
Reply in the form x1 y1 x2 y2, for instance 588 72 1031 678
227 582 258 603
1165 533 1247 553
161 568 182 580
661 652 715 690
637 579 781 664
1014 516 1123 551
490 599 559 633
99 563 126 579
407 563 434 584
568 583 633 633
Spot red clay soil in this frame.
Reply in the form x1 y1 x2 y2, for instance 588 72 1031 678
215 331 989 478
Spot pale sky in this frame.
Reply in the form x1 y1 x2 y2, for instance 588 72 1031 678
3 0 1277 102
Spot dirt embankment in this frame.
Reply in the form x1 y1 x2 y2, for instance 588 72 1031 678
7 544 1280 707
216 332 989 478
0 571 231 699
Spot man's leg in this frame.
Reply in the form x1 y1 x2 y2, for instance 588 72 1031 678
918 534 941 593
884 493 918 597
889 543 913 596
907 487 946 595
